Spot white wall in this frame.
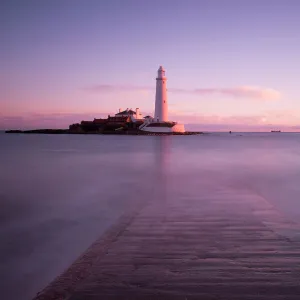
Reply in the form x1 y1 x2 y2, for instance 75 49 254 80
172 124 185 133
140 123 185 133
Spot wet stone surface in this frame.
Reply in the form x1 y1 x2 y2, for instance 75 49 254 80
33 186 300 300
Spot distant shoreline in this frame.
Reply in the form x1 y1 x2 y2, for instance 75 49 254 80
5 129 203 136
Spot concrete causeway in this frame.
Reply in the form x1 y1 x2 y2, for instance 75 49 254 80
33 185 300 300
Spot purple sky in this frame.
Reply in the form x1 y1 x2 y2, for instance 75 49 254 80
1 0 300 131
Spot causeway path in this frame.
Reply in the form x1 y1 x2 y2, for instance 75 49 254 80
33 181 300 300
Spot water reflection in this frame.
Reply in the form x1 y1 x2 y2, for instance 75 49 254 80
0 133 300 300
153 136 171 175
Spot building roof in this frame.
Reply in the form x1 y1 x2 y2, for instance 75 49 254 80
81 121 94 125
107 116 129 123
116 109 136 115
93 118 107 124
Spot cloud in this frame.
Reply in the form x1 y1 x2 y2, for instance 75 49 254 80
83 85 151 93
83 84 280 100
191 86 281 100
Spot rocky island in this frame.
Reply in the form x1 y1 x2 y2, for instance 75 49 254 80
5 109 202 135
5 110 202 136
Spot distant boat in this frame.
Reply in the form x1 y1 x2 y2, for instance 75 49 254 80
271 130 281 132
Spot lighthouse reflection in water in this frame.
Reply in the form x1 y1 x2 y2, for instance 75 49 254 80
153 136 171 203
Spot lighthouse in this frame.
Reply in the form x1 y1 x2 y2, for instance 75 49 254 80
139 66 185 133
154 66 168 122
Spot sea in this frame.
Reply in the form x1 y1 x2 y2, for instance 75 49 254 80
0 132 300 300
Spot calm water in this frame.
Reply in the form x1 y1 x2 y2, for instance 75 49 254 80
0 132 300 300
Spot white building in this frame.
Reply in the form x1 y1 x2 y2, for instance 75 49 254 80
115 108 143 121
140 66 185 133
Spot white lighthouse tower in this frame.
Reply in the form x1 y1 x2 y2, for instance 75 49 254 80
139 66 185 133
154 66 168 122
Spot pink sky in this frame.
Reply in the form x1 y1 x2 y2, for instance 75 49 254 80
1 0 300 131
2 80 299 131
1 82 300 131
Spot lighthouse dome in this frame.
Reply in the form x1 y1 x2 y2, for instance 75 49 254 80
157 66 166 78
